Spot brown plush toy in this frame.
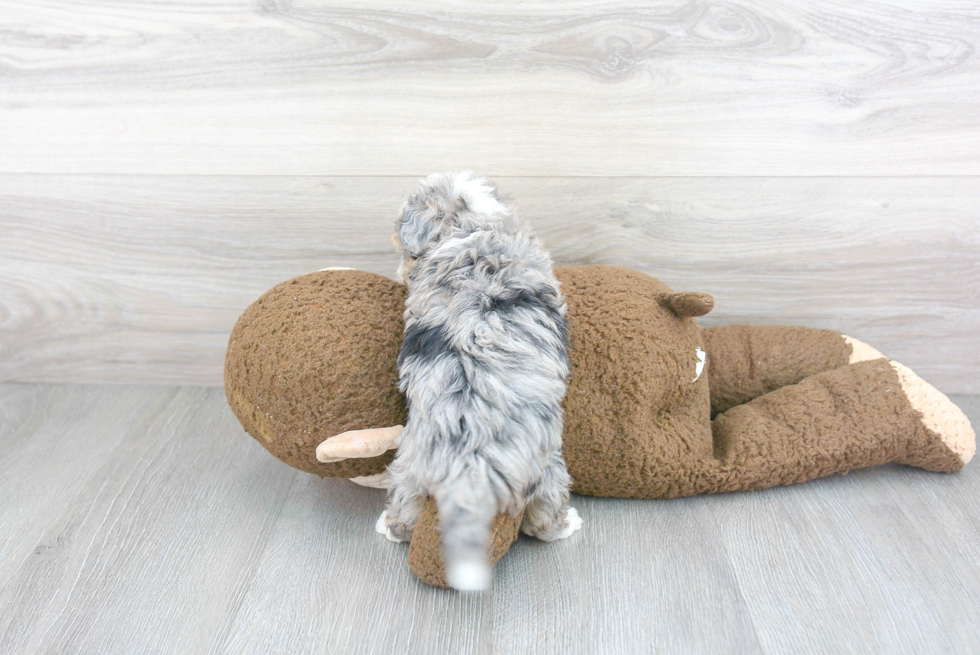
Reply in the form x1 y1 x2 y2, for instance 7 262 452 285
225 266 976 588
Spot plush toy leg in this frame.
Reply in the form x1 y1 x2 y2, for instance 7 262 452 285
703 325 881 415
706 358 975 494
407 499 523 589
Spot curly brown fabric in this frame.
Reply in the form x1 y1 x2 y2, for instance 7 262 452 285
224 266 973 587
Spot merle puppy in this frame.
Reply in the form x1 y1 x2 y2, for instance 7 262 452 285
380 171 582 591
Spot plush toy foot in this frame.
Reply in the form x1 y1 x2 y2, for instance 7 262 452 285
408 498 523 588
892 361 976 469
375 510 409 544
843 335 885 363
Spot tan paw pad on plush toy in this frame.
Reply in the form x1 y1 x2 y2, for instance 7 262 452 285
843 335 974 466
890 361 975 464
225 266 975 588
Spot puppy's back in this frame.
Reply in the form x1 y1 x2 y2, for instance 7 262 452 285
393 172 570 589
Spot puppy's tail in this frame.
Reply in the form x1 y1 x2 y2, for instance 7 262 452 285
434 466 498 592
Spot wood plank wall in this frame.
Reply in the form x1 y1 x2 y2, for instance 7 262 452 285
1 1 978 391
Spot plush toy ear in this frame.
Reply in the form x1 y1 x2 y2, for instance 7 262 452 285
658 292 714 318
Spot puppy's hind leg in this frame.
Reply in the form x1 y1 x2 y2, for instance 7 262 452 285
521 452 583 541
379 469 426 544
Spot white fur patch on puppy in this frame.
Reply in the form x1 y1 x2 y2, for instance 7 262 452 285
447 561 492 592
558 507 583 539
375 510 407 543
450 171 506 216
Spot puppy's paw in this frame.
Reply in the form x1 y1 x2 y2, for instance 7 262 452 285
523 506 584 541
557 507 583 540
375 510 410 544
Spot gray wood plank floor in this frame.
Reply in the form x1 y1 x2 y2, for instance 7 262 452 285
2 383 978 654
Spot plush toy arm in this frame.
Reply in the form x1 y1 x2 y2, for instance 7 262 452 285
315 426 402 463
702 325 881 414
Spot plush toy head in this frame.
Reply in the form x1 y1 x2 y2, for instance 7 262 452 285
225 270 407 479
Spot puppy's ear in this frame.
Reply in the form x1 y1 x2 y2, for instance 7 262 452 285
396 171 503 258
395 196 446 259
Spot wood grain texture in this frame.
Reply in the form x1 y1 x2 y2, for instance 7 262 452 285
0 385 298 654
3 0 978 649
1 384 978 653
2 175 977 392
0 1 978 175
704 397 980 653
0 384 178 590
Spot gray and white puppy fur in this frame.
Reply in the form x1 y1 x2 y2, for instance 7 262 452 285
381 171 582 591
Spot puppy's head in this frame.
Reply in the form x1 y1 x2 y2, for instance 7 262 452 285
392 171 506 282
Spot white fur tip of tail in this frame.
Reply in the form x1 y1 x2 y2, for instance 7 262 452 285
559 507 584 539
375 510 404 543
447 561 492 592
